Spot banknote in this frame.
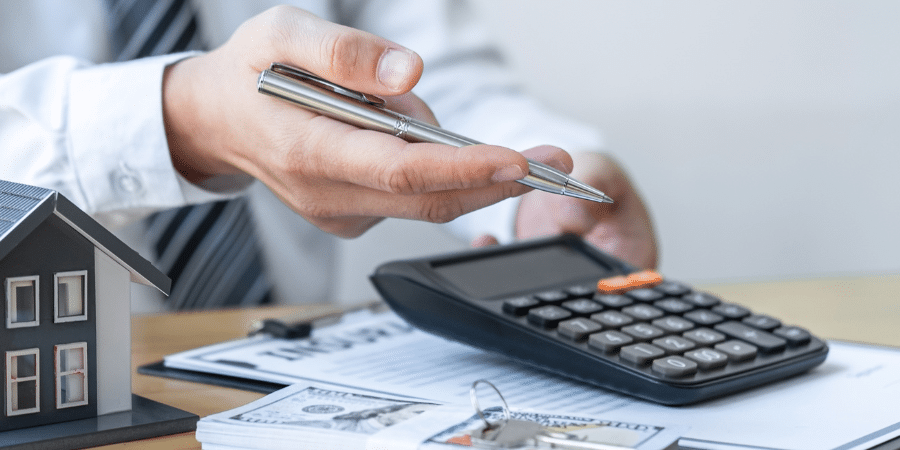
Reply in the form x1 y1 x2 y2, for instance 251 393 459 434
226 385 438 435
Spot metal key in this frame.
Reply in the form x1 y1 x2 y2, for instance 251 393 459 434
468 380 634 450
471 419 545 449
472 420 634 450
532 429 634 450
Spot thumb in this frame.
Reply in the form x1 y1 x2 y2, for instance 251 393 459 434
251 6 423 96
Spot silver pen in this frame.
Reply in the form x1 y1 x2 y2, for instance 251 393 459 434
257 63 613 204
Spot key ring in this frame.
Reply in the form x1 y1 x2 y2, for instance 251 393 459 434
469 379 511 430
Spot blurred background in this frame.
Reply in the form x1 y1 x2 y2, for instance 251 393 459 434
334 1 900 304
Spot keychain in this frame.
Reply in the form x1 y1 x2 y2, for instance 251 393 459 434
468 380 632 450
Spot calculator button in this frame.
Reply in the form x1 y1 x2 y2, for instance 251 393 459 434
714 321 786 353
621 323 665 341
683 309 725 326
561 299 604 316
596 275 630 294
534 290 569 305
712 303 751 320
625 270 664 288
625 288 665 302
652 356 698 377
622 304 664 321
742 314 782 331
527 305 572 328
652 316 695 333
590 311 634 328
653 298 694 314
593 294 633 308
715 340 758 362
557 318 602 341
620 343 666 365
773 326 812 346
682 292 722 308
502 297 540 316
684 348 729 370
566 284 596 298
588 330 634 353
654 280 692 297
651 336 696 354
683 328 727 346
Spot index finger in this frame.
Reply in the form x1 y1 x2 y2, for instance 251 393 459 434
306 116 531 194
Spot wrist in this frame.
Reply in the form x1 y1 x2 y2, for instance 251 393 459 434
162 56 235 185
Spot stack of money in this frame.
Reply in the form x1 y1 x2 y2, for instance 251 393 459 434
196 383 440 450
195 382 678 450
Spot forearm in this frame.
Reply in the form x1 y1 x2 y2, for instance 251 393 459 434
0 54 216 228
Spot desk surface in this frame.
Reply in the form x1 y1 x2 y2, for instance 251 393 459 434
94 274 900 449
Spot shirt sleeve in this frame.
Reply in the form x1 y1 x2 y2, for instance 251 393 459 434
337 0 605 243
0 51 239 230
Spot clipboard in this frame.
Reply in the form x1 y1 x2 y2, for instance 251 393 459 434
137 360 284 394
137 301 387 393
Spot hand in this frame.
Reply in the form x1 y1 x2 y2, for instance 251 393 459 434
473 152 658 270
162 6 560 238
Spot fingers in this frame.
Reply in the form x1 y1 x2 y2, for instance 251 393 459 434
513 152 659 269
300 117 529 194
544 152 627 236
382 93 439 126
291 176 532 238
520 145 574 174
570 153 658 269
548 194 598 236
249 6 423 96
471 235 500 247
296 145 572 238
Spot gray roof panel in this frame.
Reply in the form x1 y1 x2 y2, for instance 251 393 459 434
0 179 170 294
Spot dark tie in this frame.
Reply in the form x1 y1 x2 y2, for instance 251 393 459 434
108 0 273 309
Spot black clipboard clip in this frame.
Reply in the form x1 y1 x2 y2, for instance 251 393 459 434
247 301 388 339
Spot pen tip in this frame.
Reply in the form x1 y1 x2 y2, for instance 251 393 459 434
563 179 614 204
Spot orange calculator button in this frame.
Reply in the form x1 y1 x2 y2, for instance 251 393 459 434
626 270 663 289
596 275 630 294
596 270 663 294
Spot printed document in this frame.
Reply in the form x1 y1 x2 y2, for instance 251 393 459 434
165 310 900 449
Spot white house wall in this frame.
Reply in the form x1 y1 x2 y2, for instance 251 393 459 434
94 247 132 415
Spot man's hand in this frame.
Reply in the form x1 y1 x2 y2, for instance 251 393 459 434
162 6 568 238
474 152 658 270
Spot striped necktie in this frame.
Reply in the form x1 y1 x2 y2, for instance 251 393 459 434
108 0 273 309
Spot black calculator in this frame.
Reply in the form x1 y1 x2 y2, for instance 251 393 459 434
370 234 828 405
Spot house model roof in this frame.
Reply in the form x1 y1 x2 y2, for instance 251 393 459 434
0 179 170 294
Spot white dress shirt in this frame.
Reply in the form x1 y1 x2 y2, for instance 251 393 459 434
0 0 603 311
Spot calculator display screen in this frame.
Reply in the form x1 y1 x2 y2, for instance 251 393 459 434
432 244 613 299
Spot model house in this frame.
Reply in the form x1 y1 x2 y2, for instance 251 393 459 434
0 179 170 432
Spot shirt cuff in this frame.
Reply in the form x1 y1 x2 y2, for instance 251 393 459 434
67 52 206 220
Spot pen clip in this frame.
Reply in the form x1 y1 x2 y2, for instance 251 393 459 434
269 62 386 107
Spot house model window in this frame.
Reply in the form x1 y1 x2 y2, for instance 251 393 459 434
55 271 88 322
55 342 88 408
6 276 39 328
6 348 40 416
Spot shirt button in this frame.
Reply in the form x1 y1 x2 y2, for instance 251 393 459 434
114 164 143 194
118 174 141 192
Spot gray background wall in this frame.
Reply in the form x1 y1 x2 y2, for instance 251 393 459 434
335 1 900 305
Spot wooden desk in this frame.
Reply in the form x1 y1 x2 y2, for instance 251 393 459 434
95 274 900 449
